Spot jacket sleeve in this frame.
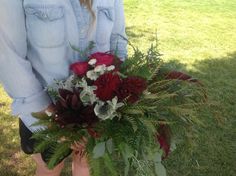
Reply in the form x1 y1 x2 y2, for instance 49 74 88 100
110 0 128 60
0 0 51 116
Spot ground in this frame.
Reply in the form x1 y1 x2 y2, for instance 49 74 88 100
0 0 236 175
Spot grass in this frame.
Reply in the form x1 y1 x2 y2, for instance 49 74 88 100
0 0 236 175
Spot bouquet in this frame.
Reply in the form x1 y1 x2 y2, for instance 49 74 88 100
32 43 206 176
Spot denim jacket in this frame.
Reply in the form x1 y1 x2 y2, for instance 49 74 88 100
0 0 127 131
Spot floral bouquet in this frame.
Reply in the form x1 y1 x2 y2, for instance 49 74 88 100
32 43 206 176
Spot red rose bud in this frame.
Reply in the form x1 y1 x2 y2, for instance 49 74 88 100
70 61 89 76
94 72 121 101
166 71 193 81
87 128 101 139
124 76 147 94
156 124 171 159
166 71 207 103
89 52 115 66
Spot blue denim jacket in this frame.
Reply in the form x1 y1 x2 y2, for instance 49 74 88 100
0 0 127 131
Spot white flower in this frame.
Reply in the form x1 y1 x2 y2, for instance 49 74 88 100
94 101 114 121
49 75 75 91
88 59 97 66
77 78 88 88
108 96 124 110
94 97 124 121
106 65 115 71
86 70 99 80
80 88 97 105
77 78 97 105
62 75 75 91
94 64 106 74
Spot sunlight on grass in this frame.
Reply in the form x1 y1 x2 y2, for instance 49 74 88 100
125 0 236 67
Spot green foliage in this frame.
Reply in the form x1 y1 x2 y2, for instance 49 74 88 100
155 162 167 176
31 112 51 120
92 142 106 159
47 143 71 169
120 41 162 81
31 41 207 175
70 41 95 60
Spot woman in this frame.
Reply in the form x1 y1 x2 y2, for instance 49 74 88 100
0 0 127 175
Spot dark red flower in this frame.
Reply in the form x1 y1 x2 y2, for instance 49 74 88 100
89 52 115 66
54 88 99 128
156 124 171 159
70 61 89 76
79 105 99 125
116 76 147 103
165 71 195 81
94 72 121 101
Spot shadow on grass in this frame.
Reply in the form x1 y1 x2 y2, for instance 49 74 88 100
0 111 73 176
126 26 158 42
164 52 236 176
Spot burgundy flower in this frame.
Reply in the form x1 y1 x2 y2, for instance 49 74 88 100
116 76 147 103
54 88 98 128
89 52 115 66
156 124 171 159
125 77 147 94
70 61 89 76
165 71 195 81
79 105 99 125
94 72 121 101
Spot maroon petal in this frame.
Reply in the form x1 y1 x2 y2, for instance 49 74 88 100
165 71 192 81
71 94 79 110
58 98 68 109
58 89 73 100
157 124 171 159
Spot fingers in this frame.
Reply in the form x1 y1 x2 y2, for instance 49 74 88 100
71 141 85 150
74 149 86 157
70 137 88 151
75 141 85 148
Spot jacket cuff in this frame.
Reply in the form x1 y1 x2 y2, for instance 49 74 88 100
11 90 52 116
19 113 46 132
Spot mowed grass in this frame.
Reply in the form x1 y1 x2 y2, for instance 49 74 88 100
0 0 236 175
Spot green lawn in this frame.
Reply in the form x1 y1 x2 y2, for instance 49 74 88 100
0 0 236 175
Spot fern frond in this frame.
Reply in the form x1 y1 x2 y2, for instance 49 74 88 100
47 142 71 169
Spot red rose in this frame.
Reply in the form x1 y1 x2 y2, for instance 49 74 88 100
94 72 121 101
124 76 147 94
89 52 115 66
116 76 147 103
70 61 89 76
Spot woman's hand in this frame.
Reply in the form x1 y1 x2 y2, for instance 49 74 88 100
71 137 90 176
71 137 88 157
